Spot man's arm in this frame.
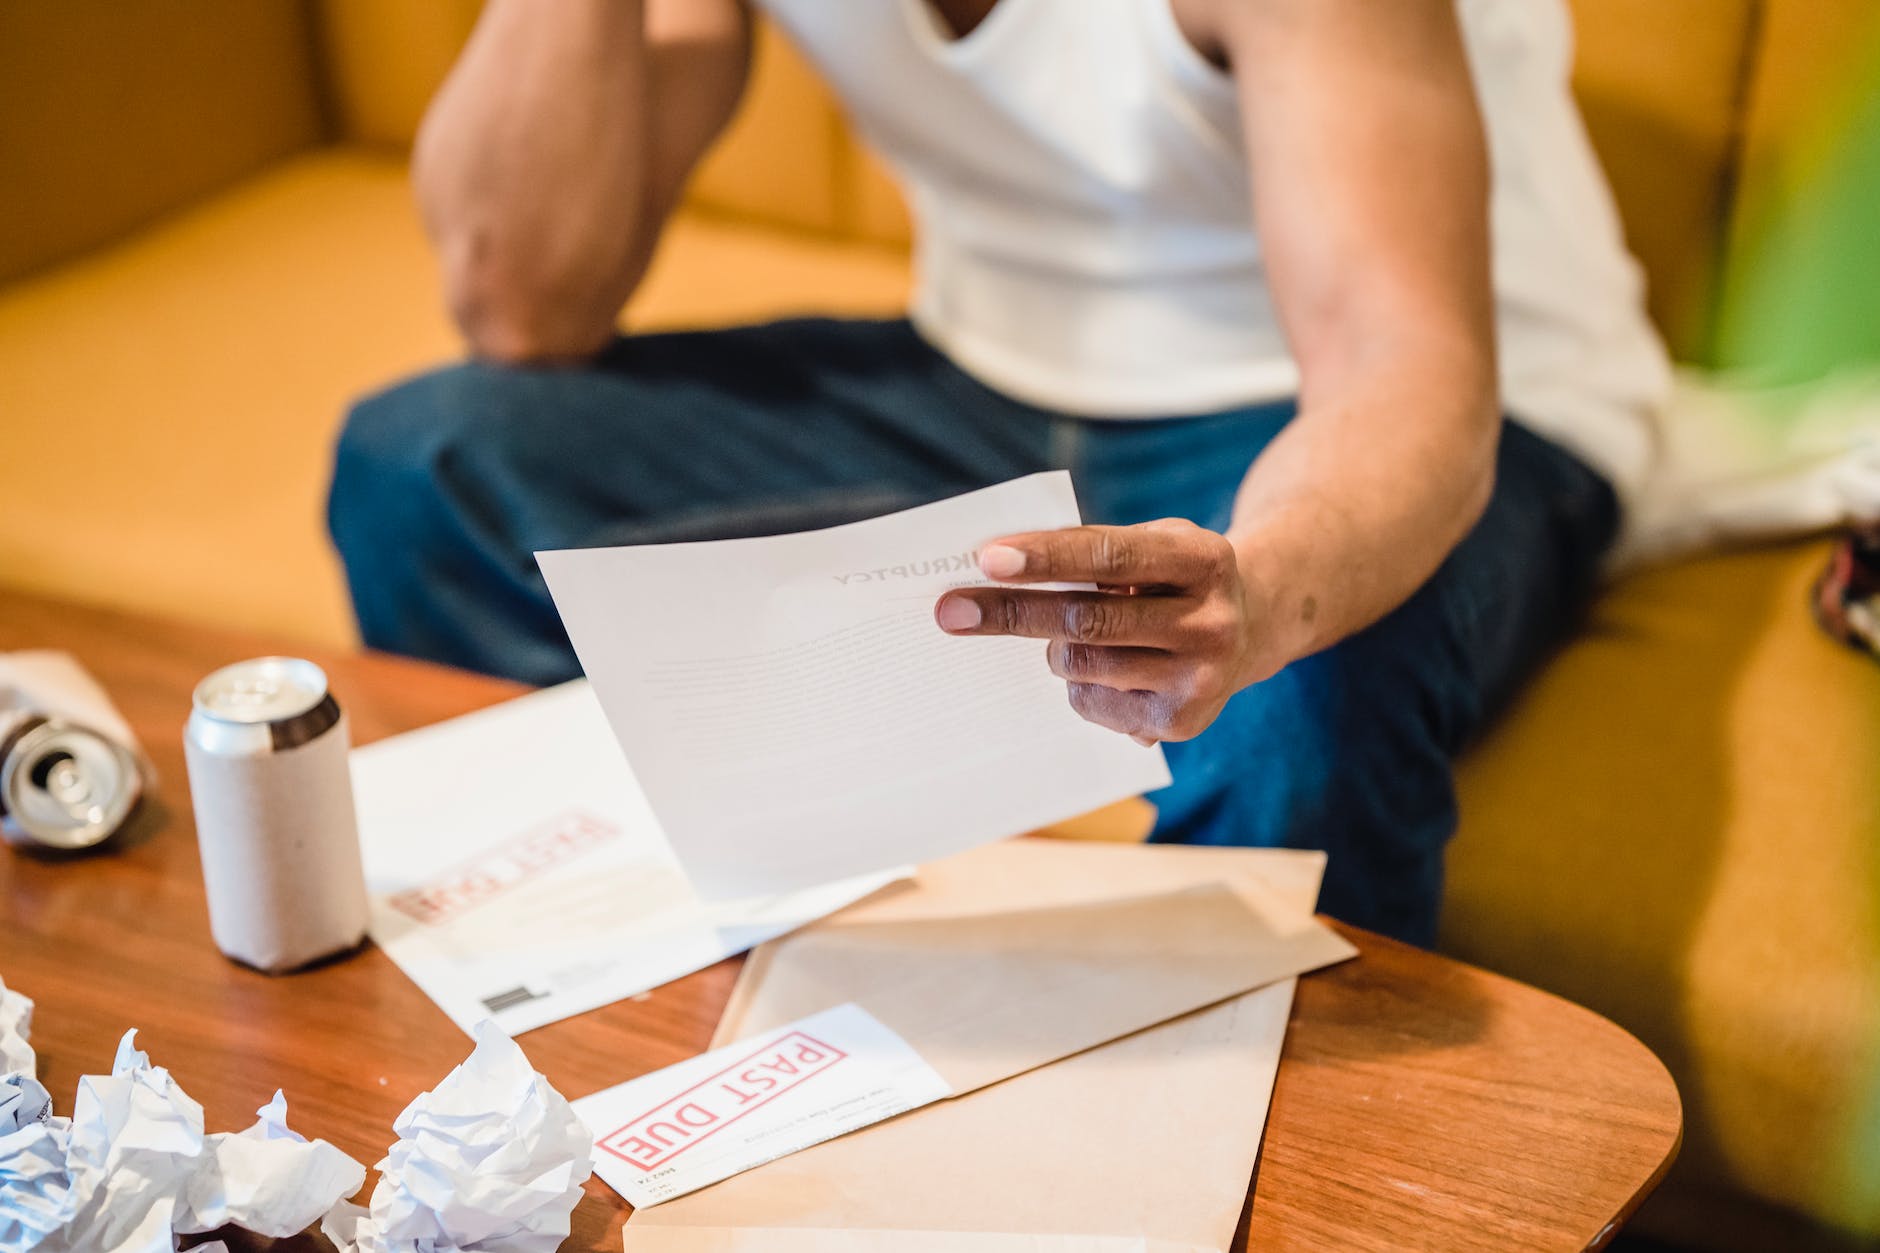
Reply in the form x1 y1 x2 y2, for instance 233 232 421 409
936 0 1497 743
414 0 753 363
1214 0 1498 661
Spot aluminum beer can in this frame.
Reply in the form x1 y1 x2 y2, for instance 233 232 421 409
183 656 369 972
0 713 143 850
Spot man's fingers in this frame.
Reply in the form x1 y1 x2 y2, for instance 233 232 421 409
1071 684 1141 734
937 588 1191 645
978 522 1223 587
1065 683 1191 740
1045 641 1181 692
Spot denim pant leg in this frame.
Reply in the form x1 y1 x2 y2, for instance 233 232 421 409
327 319 1057 684
1077 414 1619 946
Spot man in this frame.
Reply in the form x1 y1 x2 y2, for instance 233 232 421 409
328 0 1668 945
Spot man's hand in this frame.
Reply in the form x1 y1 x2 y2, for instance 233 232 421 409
934 520 1285 745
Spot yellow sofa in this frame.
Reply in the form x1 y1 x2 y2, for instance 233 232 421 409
2 3 1877 1247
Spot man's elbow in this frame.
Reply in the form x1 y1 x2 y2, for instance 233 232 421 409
442 247 615 365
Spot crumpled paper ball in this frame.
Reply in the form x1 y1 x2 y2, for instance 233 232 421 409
57 1031 208 1251
0 1096 77 1253
176 1090 368 1237
0 977 77 1253
1 980 588 1253
322 1021 594 1253
0 977 33 1076
0 1014 365 1253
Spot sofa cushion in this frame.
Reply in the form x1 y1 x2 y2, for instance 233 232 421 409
1445 539 1880 1238
0 148 910 648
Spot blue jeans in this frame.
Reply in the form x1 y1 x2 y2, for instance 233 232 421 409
329 318 1617 945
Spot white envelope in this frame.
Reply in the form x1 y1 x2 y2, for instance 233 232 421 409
622 840 1342 1251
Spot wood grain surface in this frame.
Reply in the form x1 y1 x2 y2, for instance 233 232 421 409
0 589 1680 1251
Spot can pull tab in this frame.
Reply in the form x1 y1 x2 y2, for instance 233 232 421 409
35 748 90 804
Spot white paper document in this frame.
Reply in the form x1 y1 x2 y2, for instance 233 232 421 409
573 1004 951 1208
349 683 898 1037
538 472 1172 899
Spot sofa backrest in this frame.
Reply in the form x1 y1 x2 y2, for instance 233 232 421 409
313 0 482 148
1570 0 1880 360
304 3 902 245
1568 0 1755 359
0 0 327 285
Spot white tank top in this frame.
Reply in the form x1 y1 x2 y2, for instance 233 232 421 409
749 0 1671 494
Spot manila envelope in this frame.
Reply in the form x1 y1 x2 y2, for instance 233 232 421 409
623 839 1347 1251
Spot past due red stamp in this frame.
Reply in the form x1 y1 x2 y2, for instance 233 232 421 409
597 1030 849 1172
386 809 622 926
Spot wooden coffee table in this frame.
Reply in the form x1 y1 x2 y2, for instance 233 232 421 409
0 590 1680 1251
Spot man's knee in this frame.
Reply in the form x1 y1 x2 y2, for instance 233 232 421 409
327 365 519 646
326 363 595 681
328 362 541 573
331 368 473 533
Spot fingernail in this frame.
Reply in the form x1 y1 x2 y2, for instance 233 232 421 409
980 544 1026 579
937 597 982 631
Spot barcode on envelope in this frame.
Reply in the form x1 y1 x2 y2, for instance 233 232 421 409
481 986 547 1014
